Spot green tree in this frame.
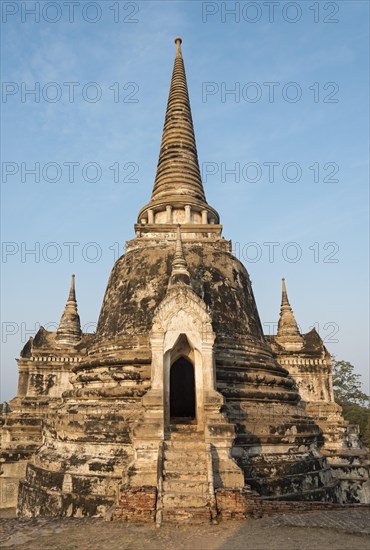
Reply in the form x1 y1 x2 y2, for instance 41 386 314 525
332 357 370 445
364 414 370 446
332 358 369 407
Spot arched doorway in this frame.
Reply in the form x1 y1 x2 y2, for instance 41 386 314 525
170 357 195 422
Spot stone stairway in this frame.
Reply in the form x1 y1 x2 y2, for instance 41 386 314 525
157 424 217 524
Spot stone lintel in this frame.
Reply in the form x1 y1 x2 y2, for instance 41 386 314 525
134 223 223 237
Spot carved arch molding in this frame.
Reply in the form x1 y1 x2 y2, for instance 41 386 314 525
149 285 217 432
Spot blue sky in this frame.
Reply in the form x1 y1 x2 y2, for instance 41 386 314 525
1 0 369 400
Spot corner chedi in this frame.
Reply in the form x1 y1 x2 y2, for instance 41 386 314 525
275 278 304 351
268 278 370 503
1 38 369 522
56 275 82 346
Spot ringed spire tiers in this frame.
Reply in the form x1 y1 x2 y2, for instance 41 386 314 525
137 37 220 230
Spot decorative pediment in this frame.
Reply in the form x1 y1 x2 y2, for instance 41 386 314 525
152 286 212 332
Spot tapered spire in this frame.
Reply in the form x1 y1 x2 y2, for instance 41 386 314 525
137 38 220 228
56 274 82 345
151 36 206 204
168 225 191 287
276 278 303 350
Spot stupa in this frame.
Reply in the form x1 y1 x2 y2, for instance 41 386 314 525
1 38 368 522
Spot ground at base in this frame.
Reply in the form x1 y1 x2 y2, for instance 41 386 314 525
0 509 369 550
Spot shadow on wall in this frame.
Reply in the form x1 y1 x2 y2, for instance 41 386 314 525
219 397 337 501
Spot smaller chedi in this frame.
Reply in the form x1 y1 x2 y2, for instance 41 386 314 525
1 38 369 523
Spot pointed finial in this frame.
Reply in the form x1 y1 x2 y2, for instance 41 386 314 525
68 274 76 302
174 36 182 56
174 225 187 267
56 274 81 345
281 277 289 306
168 225 191 287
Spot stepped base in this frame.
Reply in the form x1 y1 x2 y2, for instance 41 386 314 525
161 506 214 524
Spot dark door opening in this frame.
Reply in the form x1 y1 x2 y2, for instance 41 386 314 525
170 357 195 422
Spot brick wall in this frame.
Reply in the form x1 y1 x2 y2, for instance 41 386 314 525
112 487 157 522
215 488 370 521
